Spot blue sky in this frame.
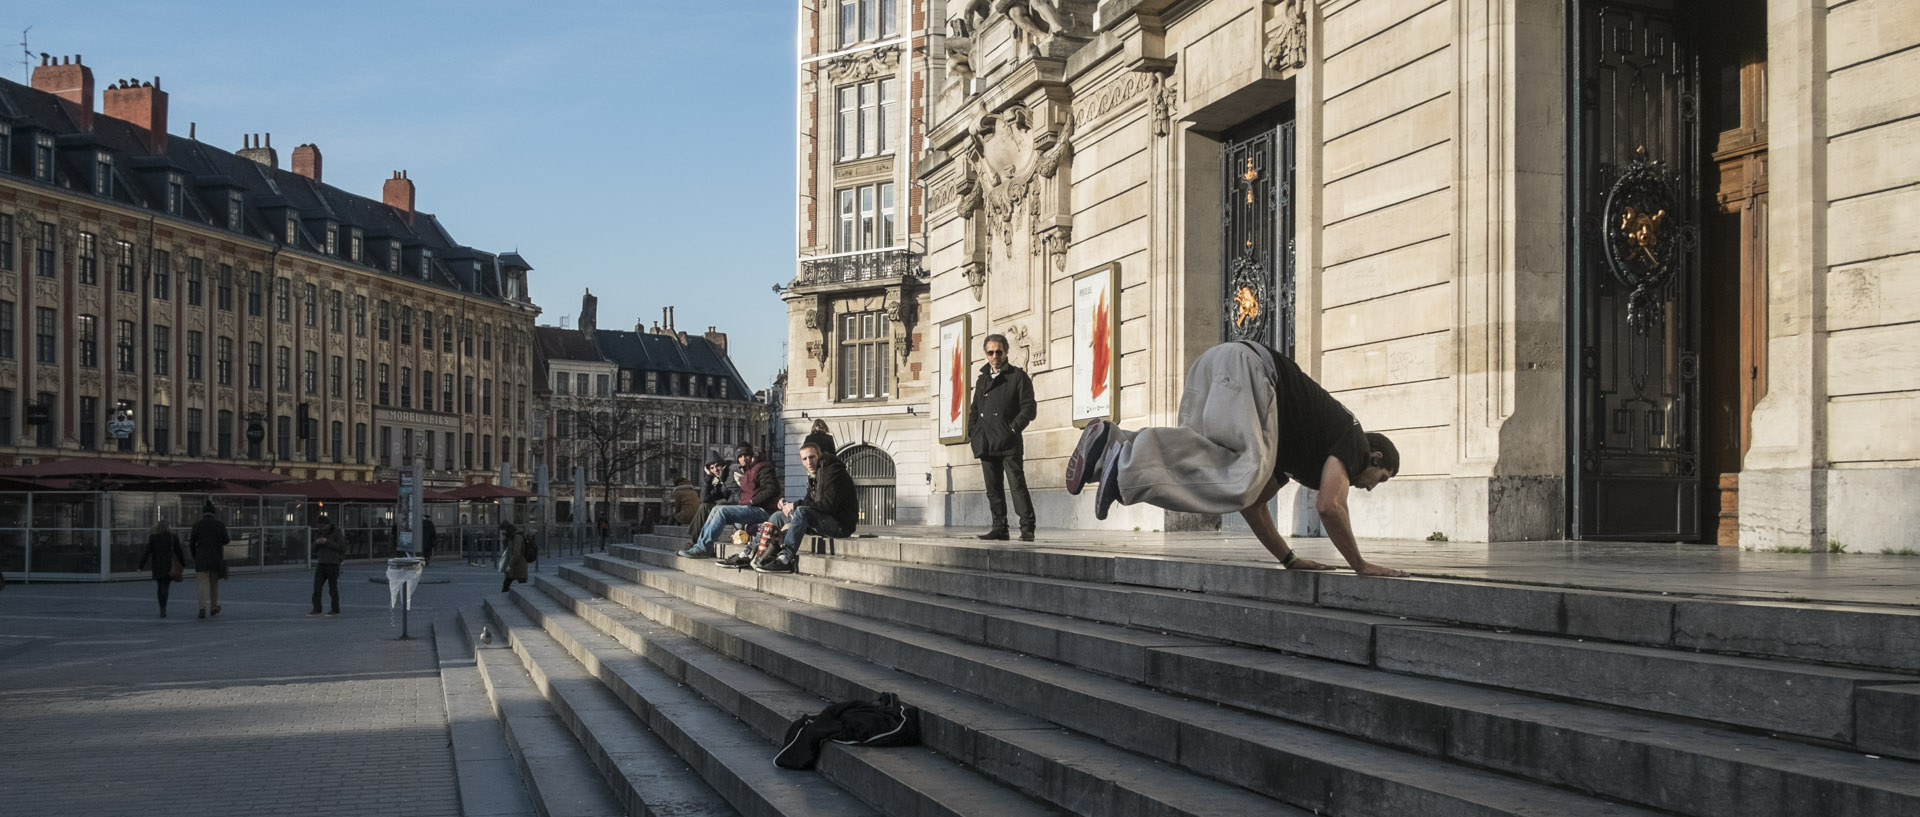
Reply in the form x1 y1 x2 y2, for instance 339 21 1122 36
8 0 797 388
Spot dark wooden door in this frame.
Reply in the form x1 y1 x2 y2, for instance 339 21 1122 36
1222 110 1297 357
1570 0 1704 539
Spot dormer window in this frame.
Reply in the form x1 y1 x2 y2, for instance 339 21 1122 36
166 173 184 215
324 223 338 256
350 228 363 262
419 248 432 281
0 124 11 172
388 240 401 274
284 212 298 245
227 192 244 232
34 134 53 182
94 153 113 197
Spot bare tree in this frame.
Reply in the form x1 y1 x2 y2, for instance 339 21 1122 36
557 396 681 521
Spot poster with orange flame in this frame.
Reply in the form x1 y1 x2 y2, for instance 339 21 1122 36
1072 263 1120 425
937 315 972 444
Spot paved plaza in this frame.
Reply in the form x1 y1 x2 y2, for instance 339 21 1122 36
0 559 532 817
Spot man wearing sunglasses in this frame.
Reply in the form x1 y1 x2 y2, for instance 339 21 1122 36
970 333 1038 541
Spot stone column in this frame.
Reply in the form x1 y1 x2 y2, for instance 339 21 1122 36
1741 0 1829 550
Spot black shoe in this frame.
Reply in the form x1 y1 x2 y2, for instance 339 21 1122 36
977 530 1010 541
1065 420 1112 496
716 553 753 568
1094 453 1124 521
197 609 206 619
159 609 167 618
307 609 323 617
1019 531 1035 542
211 605 221 617
753 551 797 573
327 610 340 616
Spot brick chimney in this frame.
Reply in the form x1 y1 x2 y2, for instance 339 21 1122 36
291 144 322 183
102 76 168 155
31 54 94 131
383 171 415 223
237 133 277 168
704 326 728 354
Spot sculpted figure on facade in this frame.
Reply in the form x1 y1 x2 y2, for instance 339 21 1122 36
1264 0 1308 73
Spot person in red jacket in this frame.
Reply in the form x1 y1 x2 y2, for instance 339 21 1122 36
680 444 780 558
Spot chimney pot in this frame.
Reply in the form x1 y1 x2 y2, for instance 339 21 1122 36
31 53 95 131
101 73 168 154
291 144 322 183
237 133 278 169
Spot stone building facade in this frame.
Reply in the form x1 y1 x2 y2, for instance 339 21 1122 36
905 0 1917 549
0 57 540 486
781 0 937 526
533 296 768 524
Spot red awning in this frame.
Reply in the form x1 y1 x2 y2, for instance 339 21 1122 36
282 479 400 502
165 462 296 484
0 457 175 480
437 482 537 500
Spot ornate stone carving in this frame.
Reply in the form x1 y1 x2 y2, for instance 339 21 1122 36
961 260 989 298
1148 72 1180 137
1033 225 1072 271
1004 322 1048 369
188 383 207 402
824 44 900 83
0 272 17 301
1264 0 1308 74
1071 71 1152 129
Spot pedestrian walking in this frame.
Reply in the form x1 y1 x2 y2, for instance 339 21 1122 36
499 521 529 593
422 515 438 566
680 445 780 558
137 519 188 617
188 500 231 618
1065 341 1407 577
309 515 344 616
971 333 1038 541
804 419 838 458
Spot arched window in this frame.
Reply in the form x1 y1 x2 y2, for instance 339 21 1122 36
839 444 896 526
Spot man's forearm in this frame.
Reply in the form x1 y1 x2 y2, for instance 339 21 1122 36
1318 506 1368 570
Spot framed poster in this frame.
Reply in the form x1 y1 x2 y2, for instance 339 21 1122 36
937 314 972 444
1072 263 1120 426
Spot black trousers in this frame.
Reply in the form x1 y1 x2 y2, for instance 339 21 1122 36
311 563 340 613
979 454 1035 534
153 576 171 610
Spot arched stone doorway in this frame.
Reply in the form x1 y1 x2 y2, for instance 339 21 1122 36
840 445 896 527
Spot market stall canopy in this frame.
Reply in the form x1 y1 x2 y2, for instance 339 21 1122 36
0 457 175 480
165 462 297 484
282 479 399 502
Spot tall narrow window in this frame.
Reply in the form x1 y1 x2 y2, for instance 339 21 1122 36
1 301 18 359
400 307 413 344
77 314 98 368
276 278 291 322
400 366 412 408
186 258 203 305
118 241 136 291
228 192 244 231
303 282 317 327
378 363 391 405
378 300 391 340
0 388 12 445
354 422 367 464
330 355 344 398
153 406 170 455
840 0 858 46
36 307 57 364
120 322 139 373
838 189 856 251
422 370 434 410
304 351 318 395
217 336 234 386
152 249 171 297
83 397 103 450
247 342 263 388
187 408 204 457
837 86 859 161
443 374 454 412
354 359 368 401
33 134 53 181
167 174 184 216
217 264 233 310
77 232 98 285
276 346 291 391
329 289 343 332
186 330 203 380
354 295 367 337
35 222 54 277
877 78 896 154
218 410 234 458
421 312 434 350
483 379 493 415
0 214 13 271
331 420 344 463
483 325 493 360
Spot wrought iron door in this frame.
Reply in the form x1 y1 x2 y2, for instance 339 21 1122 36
1222 111 1297 356
1570 0 1702 539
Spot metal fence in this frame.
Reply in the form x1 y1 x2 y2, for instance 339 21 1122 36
440 523 636 566
0 491 311 582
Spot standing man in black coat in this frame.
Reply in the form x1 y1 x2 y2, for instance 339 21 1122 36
971 333 1038 541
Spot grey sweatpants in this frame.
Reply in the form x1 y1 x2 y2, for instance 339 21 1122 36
1109 342 1280 514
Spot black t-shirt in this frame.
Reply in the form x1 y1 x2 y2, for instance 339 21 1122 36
1251 343 1371 491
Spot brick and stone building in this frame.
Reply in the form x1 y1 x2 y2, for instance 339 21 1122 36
0 55 540 486
886 0 1917 549
781 0 935 526
534 293 767 524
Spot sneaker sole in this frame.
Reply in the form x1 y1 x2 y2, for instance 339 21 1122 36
1064 422 1110 496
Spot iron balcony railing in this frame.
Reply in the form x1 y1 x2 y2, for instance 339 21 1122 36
795 248 924 288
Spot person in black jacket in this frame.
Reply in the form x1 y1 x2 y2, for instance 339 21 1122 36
137 519 189 617
687 460 729 545
681 445 780 558
803 419 837 458
309 515 345 616
970 333 1038 541
751 441 858 573
189 500 232 619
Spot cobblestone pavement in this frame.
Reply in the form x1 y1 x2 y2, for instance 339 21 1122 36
0 559 540 817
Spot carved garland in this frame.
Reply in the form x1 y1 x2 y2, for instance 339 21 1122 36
1264 0 1308 73
823 45 901 84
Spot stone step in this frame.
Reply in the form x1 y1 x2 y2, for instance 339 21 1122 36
625 533 1920 673
478 600 739 817
616 542 1917 755
535 569 1328 817
465 610 629 817
437 613 539 817
561 561 1670 817
595 550 1920 817
508 580 1070 817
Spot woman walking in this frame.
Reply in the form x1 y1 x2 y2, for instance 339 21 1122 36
499 521 529 593
137 520 188 617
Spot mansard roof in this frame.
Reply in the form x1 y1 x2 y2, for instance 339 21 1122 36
531 324 754 402
0 76 523 305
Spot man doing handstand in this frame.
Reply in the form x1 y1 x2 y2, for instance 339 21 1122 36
1066 341 1408 577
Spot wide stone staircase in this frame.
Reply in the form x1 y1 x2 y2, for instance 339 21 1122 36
462 526 1920 817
